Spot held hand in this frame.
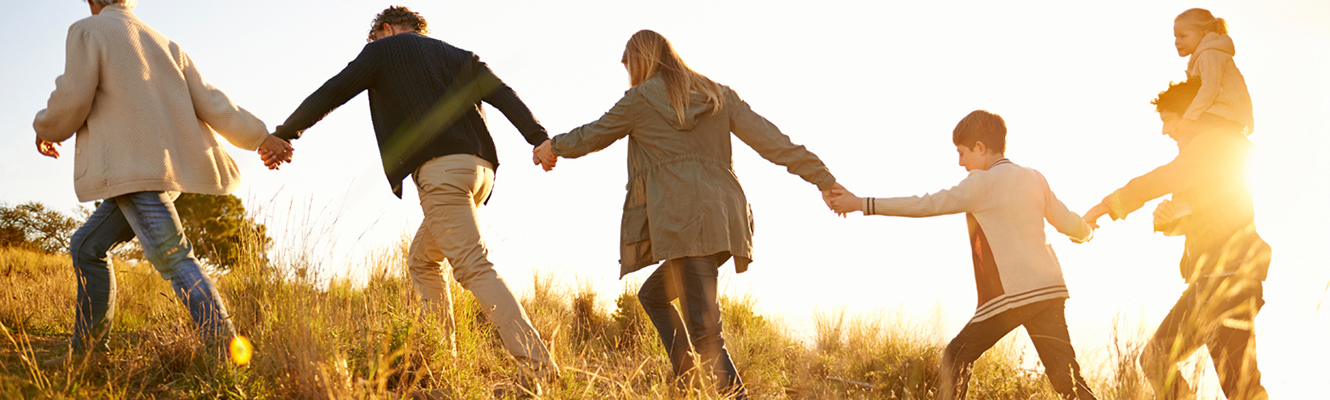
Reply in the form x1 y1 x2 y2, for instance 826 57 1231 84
532 152 557 172
1152 200 1174 227
533 140 557 172
36 137 61 159
1081 202 1109 231
824 183 862 217
258 135 294 170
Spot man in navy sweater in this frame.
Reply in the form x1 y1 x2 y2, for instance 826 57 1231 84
265 6 557 393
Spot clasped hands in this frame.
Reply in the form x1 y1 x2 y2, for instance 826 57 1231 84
532 139 557 171
257 134 294 170
822 183 860 217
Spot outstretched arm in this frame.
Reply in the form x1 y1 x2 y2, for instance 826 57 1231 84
473 56 549 147
858 174 982 218
181 50 269 151
726 89 836 191
1038 173 1092 243
272 44 379 142
547 89 637 159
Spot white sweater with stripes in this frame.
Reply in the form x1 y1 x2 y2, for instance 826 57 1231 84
861 159 1092 322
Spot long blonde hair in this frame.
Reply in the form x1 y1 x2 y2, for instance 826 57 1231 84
1176 8 1229 35
621 30 724 125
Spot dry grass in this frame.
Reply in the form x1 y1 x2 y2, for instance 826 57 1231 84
1 243 1161 399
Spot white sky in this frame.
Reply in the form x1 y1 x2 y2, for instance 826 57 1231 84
2 1 1328 397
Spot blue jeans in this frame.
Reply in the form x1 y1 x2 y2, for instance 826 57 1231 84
68 191 235 353
638 254 746 399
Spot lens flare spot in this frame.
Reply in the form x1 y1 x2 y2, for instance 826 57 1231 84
229 335 253 366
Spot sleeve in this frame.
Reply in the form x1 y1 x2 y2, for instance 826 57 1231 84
861 173 982 218
1102 131 1229 220
33 25 99 143
471 55 549 146
1182 52 1225 122
181 50 268 150
549 90 636 158
1039 172 1092 243
272 43 379 141
727 88 837 191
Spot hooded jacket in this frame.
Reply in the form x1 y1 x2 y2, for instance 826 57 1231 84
1185 32 1255 134
33 6 268 202
550 76 836 277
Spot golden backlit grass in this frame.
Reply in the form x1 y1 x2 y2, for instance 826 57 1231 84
0 243 1160 399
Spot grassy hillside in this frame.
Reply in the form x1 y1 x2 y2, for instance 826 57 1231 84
0 245 1155 399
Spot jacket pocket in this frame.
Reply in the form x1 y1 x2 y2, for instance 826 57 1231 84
621 204 650 244
73 146 87 179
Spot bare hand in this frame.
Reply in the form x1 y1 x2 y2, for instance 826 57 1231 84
824 183 861 217
533 140 557 172
1082 202 1108 230
258 135 294 170
36 137 61 159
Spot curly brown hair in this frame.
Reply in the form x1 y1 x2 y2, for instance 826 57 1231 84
1152 78 1202 115
368 6 429 42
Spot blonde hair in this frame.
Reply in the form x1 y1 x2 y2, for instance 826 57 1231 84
621 30 724 125
1176 8 1229 35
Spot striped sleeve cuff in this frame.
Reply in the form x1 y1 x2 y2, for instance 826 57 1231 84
862 197 876 215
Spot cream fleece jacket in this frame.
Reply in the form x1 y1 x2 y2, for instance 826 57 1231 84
1185 32 1255 134
33 6 268 202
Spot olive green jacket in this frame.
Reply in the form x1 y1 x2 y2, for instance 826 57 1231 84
550 76 837 277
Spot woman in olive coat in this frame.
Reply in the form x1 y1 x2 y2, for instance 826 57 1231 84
535 30 841 398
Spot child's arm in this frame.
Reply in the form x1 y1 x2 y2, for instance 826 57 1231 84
1181 53 1227 127
1038 173 1093 243
831 174 981 218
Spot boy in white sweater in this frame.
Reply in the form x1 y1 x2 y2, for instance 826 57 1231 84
827 110 1096 400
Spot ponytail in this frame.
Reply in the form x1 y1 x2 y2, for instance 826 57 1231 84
1213 17 1229 34
1176 8 1229 35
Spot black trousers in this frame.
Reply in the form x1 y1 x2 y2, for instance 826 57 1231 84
1141 277 1266 399
940 298 1096 400
638 255 746 399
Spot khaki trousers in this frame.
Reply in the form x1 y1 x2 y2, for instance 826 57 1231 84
407 154 556 377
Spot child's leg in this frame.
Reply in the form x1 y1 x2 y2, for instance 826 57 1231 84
939 308 1026 400
1023 299 1097 400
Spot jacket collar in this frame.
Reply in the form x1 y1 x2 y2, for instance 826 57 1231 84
990 158 1012 168
96 5 137 22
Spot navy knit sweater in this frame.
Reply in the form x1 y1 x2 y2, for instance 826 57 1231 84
273 32 549 198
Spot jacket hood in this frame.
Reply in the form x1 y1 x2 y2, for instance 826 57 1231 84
1188 32 1236 71
636 76 716 131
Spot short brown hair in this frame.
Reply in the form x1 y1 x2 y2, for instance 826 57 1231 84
368 6 429 41
952 110 1007 153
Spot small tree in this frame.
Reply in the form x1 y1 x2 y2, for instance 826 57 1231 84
0 202 82 254
173 193 272 271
